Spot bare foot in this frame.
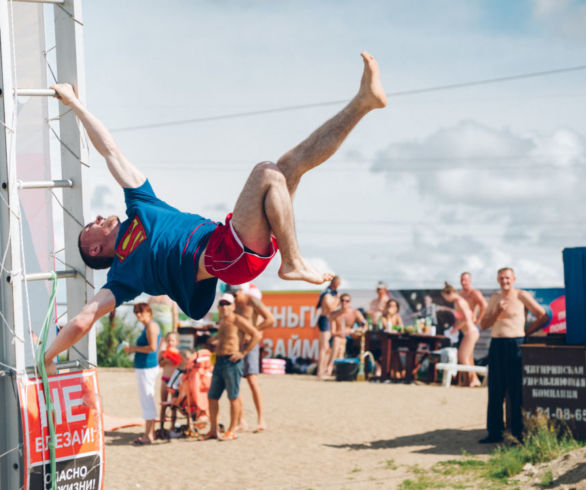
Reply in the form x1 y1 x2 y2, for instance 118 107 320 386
357 51 387 110
235 419 248 432
278 258 334 284
253 422 266 433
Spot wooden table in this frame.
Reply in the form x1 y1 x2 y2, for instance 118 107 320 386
365 331 450 383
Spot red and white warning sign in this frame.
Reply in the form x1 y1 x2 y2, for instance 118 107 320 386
18 369 104 490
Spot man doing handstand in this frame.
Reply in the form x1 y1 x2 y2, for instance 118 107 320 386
44 51 387 371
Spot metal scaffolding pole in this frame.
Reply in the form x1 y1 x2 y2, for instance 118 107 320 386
0 2 93 487
0 1 26 486
54 0 95 364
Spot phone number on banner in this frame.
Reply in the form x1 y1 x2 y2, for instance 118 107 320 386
536 406 586 422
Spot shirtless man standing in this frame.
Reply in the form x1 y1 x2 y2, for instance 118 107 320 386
199 294 261 441
226 284 274 433
368 281 391 324
316 276 340 378
327 294 367 375
479 268 549 443
459 272 487 326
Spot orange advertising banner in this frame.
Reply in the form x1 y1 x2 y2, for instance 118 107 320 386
18 369 104 490
261 291 321 361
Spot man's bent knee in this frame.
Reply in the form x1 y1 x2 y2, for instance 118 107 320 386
251 161 286 185
252 160 277 174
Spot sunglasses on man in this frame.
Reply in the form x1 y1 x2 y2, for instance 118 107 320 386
218 301 232 306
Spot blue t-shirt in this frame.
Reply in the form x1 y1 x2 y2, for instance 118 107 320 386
134 327 161 369
103 180 219 319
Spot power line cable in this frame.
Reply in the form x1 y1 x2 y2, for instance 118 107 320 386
297 219 586 226
135 163 586 173
110 64 586 133
135 153 582 165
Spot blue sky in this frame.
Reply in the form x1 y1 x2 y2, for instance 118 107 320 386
75 0 586 291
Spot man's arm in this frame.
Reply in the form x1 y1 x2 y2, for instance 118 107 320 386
480 295 502 330
249 297 275 331
355 310 367 331
473 290 488 324
230 316 262 362
44 289 116 371
51 83 145 189
330 313 344 337
172 301 179 331
519 291 550 336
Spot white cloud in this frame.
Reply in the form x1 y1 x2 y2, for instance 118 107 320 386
358 121 586 287
533 129 585 167
531 0 571 18
373 121 586 208
530 0 586 38
516 257 561 285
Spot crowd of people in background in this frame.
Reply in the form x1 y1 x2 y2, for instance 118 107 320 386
122 266 551 446
313 267 551 445
314 272 493 383
124 284 276 443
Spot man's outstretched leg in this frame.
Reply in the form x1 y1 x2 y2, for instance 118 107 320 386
221 52 386 284
276 51 387 196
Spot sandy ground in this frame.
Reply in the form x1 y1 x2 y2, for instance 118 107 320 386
98 367 500 489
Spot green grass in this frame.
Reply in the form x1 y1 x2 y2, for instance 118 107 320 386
350 466 362 473
400 413 583 488
485 414 582 483
399 475 446 489
485 449 525 481
406 464 425 475
437 459 486 469
434 458 487 476
380 459 398 470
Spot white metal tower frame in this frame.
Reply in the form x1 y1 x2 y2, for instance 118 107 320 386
0 1 94 487
0 1 26 486
53 0 95 363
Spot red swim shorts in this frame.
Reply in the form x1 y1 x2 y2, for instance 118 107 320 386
204 213 278 285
